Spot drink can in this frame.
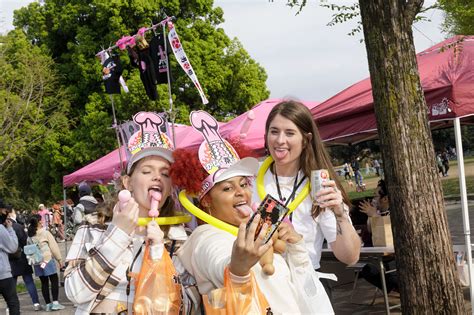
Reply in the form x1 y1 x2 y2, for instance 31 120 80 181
311 169 330 200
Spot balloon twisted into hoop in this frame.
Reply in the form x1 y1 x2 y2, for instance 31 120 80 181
256 156 309 215
179 190 238 236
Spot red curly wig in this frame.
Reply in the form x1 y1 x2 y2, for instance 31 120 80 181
170 137 257 196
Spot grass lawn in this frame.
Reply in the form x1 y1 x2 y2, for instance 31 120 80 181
347 176 474 201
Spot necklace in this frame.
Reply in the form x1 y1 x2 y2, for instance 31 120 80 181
256 156 309 215
274 163 306 207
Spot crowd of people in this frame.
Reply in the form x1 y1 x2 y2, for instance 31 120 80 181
2 100 422 314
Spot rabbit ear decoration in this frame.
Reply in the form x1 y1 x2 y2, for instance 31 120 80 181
127 111 174 174
190 110 258 200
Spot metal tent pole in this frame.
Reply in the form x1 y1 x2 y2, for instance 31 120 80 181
162 21 176 148
109 94 125 174
454 117 473 313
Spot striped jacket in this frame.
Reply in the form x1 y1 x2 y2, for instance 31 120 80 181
64 221 191 314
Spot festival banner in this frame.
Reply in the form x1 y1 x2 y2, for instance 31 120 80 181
167 22 209 104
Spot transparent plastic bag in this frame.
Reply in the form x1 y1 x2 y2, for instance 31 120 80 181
132 244 182 314
202 268 271 315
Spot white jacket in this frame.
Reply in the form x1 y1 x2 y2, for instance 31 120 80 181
177 224 334 314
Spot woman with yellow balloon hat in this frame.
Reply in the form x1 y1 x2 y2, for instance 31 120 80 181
171 110 333 314
64 111 192 314
253 100 361 301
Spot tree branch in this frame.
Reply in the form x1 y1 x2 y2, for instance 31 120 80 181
405 0 424 22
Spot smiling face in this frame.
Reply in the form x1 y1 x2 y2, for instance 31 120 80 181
123 155 172 217
266 114 305 176
202 176 252 227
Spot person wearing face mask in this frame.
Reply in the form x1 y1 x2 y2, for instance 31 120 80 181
254 100 360 300
64 112 188 314
172 110 334 314
359 179 398 293
7 208 42 311
0 201 20 315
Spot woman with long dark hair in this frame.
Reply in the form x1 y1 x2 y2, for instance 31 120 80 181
27 216 65 311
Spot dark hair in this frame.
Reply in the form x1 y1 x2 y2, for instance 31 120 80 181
27 217 40 237
377 179 388 198
265 100 351 217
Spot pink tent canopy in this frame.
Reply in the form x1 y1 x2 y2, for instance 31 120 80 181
312 35 474 145
63 146 127 187
62 99 319 187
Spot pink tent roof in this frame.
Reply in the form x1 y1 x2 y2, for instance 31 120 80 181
63 99 319 187
63 146 127 187
312 35 474 145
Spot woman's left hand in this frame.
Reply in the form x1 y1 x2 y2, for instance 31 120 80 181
315 180 344 217
146 220 164 245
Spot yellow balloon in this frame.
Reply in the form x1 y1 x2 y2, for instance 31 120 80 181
256 156 309 215
137 215 192 227
178 190 238 236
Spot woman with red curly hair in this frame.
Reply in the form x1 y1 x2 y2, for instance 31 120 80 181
171 110 333 314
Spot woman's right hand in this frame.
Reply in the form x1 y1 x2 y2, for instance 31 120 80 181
229 214 273 277
111 197 139 235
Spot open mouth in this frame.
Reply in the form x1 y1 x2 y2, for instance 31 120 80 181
148 186 162 193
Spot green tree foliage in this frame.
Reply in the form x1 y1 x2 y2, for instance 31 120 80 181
0 30 71 208
11 0 269 204
439 0 474 35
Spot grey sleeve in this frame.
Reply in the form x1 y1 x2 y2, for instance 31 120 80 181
0 225 19 254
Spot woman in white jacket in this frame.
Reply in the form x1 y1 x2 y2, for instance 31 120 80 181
171 110 334 314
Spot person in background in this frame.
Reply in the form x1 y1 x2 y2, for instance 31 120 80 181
73 183 98 225
38 204 52 230
27 217 65 311
373 159 381 177
359 179 398 293
441 150 450 177
0 200 20 315
7 208 42 311
52 204 65 242
255 100 360 300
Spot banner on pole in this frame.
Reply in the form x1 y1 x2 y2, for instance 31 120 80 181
167 22 209 105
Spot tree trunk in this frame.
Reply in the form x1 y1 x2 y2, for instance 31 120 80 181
358 0 465 313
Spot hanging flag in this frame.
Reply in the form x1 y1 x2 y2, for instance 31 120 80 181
167 22 209 105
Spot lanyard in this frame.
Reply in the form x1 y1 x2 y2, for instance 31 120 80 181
273 162 306 208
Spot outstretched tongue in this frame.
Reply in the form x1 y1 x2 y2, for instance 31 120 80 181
274 149 288 160
235 204 252 216
148 190 162 217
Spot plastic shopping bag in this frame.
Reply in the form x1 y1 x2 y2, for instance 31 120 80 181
202 267 271 315
131 244 182 314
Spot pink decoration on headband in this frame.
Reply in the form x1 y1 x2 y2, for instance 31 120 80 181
127 112 173 155
190 110 241 200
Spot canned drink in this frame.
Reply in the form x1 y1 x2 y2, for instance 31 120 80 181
311 169 330 200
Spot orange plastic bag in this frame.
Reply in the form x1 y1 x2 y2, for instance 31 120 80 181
132 244 182 314
202 268 271 315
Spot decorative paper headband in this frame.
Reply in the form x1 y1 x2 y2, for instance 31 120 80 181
127 111 174 174
190 110 242 199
